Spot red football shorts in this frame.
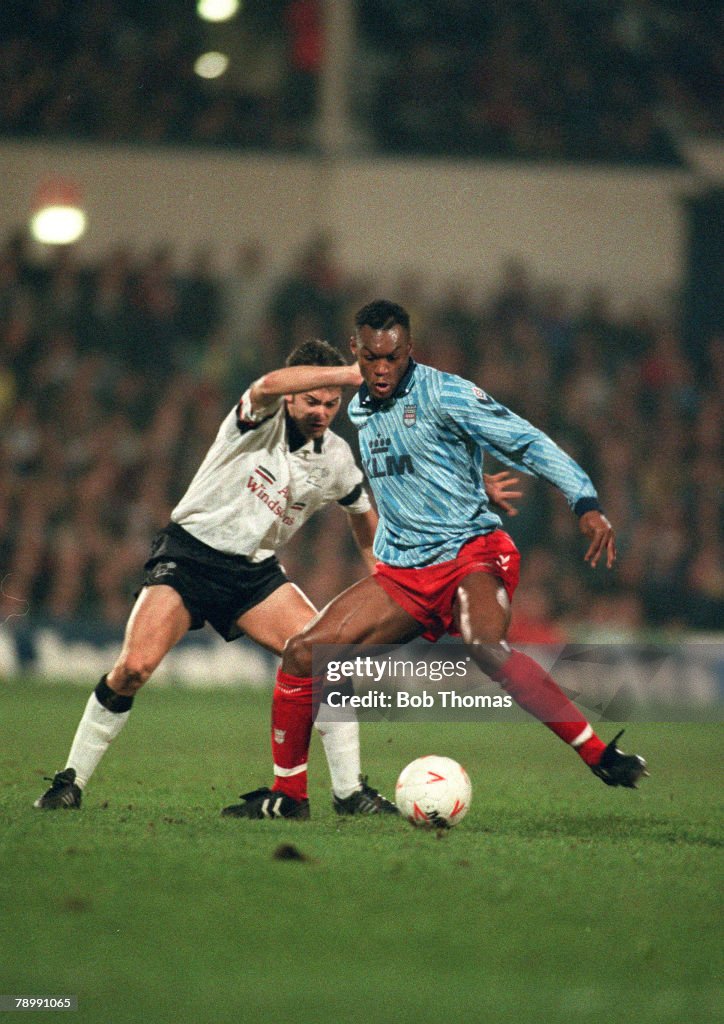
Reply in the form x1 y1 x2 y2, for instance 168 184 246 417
373 531 521 642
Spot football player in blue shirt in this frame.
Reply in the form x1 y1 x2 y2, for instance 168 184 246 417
234 300 647 819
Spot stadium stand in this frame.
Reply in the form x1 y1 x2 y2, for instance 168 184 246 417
0 2 720 645
0 231 721 636
0 1 720 163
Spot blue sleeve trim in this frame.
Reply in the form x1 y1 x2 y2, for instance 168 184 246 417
574 496 602 517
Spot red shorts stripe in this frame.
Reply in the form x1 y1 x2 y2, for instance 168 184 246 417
373 532 520 642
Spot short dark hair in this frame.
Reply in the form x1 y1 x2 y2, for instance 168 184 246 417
354 299 410 333
285 339 346 368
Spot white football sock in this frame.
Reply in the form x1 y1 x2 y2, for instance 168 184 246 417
314 708 361 799
66 692 131 789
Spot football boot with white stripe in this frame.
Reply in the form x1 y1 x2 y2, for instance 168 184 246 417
221 787 310 819
591 730 649 788
333 775 400 816
34 768 82 809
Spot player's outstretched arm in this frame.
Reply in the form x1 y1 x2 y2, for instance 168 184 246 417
249 363 362 411
579 510 616 569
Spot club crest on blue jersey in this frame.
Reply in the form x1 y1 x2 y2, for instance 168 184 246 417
472 386 487 401
403 404 417 427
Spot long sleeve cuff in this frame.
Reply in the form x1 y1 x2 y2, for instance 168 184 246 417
574 496 603 517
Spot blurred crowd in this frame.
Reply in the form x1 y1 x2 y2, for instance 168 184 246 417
1 0 720 163
1 230 721 639
359 0 721 163
0 0 319 152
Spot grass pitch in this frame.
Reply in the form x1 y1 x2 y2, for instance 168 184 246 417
1 679 722 1024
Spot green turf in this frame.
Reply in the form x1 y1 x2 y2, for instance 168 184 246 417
1 679 722 1024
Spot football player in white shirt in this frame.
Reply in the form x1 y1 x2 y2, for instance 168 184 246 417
35 340 521 818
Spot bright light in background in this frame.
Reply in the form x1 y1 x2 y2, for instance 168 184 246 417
30 207 87 246
194 51 229 80
29 178 87 245
196 0 240 23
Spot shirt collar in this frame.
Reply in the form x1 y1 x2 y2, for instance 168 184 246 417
286 411 324 454
358 357 417 409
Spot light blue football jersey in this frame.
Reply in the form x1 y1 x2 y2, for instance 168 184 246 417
347 360 600 567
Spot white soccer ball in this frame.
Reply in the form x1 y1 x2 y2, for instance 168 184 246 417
395 755 472 828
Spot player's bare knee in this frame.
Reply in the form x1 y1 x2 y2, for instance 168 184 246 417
110 656 155 694
282 632 315 677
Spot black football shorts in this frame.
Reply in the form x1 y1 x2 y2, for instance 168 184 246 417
141 522 289 641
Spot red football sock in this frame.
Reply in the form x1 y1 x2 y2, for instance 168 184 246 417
270 669 318 800
492 650 606 765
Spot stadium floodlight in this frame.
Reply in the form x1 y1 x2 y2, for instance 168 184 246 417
197 0 240 22
194 51 229 80
30 206 87 245
29 178 87 245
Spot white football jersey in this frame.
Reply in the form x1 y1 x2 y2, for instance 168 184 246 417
171 388 371 560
